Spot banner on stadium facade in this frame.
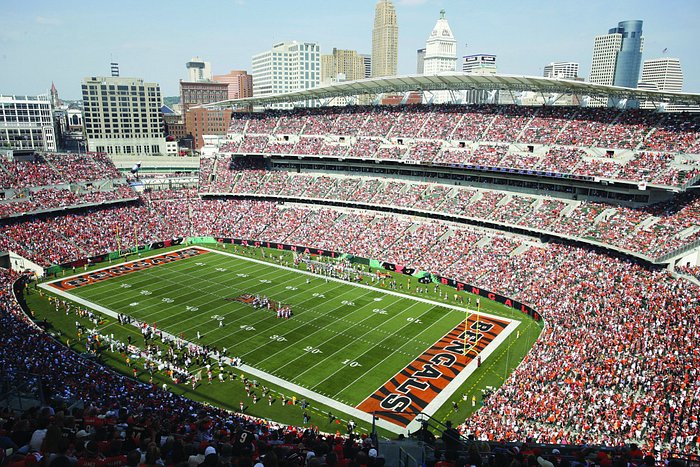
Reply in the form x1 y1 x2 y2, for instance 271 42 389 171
346 254 370 266
371 260 435 284
434 274 540 321
187 236 218 245
215 238 342 259
360 258 538 321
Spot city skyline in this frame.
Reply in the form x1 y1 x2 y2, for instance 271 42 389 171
2 0 698 99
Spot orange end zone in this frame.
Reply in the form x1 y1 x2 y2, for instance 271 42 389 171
357 313 508 427
48 247 209 291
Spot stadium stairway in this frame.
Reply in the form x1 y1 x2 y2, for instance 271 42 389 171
677 225 700 240
514 112 538 144
377 439 426 467
635 216 660 232
509 243 531 257
446 113 466 140
473 236 492 249
593 208 618 225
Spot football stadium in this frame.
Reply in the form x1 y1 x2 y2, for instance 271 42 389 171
2 77 700 467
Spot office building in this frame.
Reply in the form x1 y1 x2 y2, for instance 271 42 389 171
213 70 254 100
638 57 687 110
179 81 228 113
371 0 398 78
416 48 426 74
462 54 497 74
54 107 85 152
252 41 320 108
321 48 366 85
0 94 56 151
543 62 580 79
423 10 457 75
161 104 186 141
179 81 229 150
185 108 233 150
81 76 165 155
639 57 683 92
460 55 498 105
590 20 644 87
186 57 212 82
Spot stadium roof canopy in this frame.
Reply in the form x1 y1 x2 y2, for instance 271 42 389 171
199 73 700 109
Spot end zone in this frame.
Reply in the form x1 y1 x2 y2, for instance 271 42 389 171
358 313 512 430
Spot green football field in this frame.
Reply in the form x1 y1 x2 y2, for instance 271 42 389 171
39 245 522 433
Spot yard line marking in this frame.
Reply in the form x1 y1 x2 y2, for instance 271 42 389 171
39 279 405 435
294 298 426 382
197 246 513 323
41 245 521 433
256 293 409 370
242 286 392 365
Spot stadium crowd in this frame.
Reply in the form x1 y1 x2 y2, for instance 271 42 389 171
0 153 121 189
1 192 699 456
216 105 700 188
194 166 700 261
0 269 388 467
676 263 700 282
1 126 699 462
0 186 135 220
0 153 130 220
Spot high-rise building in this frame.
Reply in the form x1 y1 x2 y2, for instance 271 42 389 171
416 48 426 74
638 57 685 110
320 55 338 84
81 76 165 156
639 57 683 92
252 41 320 108
213 70 254 100
0 94 56 151
543 62 580 79
462 54 497 74
423 10 457 75
321 48 366 85
186 57 212 82
590 20 644 87
460 55 498 105
361 54 372 79
371 0 398 78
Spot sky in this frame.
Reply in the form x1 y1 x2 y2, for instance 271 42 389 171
1 0 699 99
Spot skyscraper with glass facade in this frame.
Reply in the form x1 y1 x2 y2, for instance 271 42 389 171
590 20 644 88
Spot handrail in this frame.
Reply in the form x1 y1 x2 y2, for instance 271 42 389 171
655 237 700 263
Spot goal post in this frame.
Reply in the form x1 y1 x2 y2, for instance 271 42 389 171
463 298 481 356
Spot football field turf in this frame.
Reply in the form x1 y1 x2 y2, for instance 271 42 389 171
42 246 518 433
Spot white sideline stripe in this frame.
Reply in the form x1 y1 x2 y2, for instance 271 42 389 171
404 319 519 433
38 282 405 434
201 247 521 431
40 245 522 434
